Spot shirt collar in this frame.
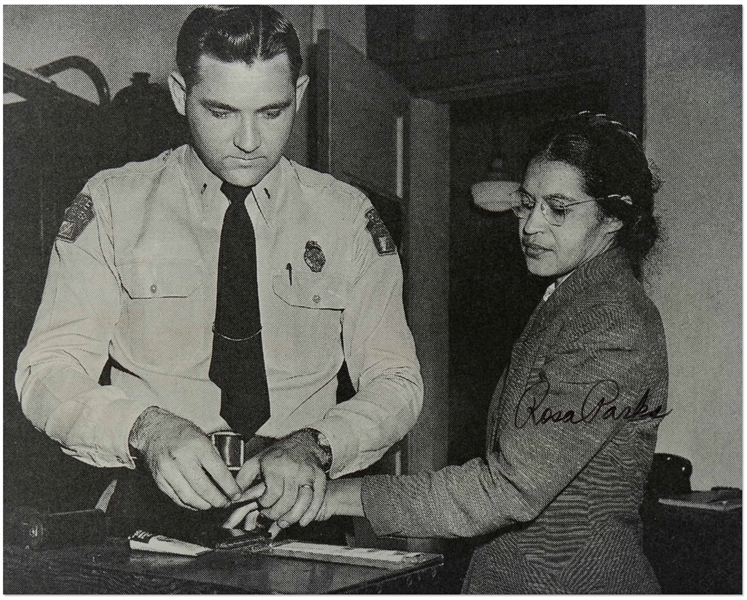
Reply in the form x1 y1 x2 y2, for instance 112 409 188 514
542 271 573 302
182 145 283 224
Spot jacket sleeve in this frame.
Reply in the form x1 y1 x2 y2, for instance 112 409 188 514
15 182 154 468
310 202 423 477
361 302 662 538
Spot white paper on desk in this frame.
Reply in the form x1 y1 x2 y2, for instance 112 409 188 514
266 541 434 569
128 530 213 557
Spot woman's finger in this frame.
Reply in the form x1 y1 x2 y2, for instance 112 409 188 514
222 501 259 529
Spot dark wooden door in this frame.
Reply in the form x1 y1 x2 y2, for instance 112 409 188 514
313 29 411 478
313 31 452 553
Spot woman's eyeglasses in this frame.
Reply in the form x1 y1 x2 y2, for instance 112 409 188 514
510 191 598 227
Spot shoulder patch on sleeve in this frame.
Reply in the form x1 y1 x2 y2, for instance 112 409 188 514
57 193 94 243
365 208 397 256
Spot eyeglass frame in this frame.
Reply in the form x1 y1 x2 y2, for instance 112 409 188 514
510 190 600 227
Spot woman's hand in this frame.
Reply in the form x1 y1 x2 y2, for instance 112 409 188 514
318 479 365 519
223 478 365 533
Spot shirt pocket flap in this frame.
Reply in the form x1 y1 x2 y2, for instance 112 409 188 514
272 270 348 310
120 259 202 299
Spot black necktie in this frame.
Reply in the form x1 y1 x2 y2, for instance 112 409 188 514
209 182 270 438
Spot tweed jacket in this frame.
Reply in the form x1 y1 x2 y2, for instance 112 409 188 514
362 248 668 593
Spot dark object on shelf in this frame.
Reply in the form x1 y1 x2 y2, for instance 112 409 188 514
644 453 692 502
104 72 189 166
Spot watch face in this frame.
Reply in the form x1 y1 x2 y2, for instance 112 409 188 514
307 430 332 471
299 429 332 470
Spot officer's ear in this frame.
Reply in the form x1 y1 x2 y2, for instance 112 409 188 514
295 74 309 113
169 71 187 117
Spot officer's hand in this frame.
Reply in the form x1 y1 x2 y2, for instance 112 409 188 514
235 431 327 530
128 407 241 511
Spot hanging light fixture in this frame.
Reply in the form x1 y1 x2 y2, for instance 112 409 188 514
470 156 520 213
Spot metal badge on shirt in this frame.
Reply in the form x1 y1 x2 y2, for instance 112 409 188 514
304 241 326 272
57 193 94 243
365 208 396 256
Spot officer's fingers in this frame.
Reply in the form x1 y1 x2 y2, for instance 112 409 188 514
152 460 202 509
299 472 327 527
178 461 232 508
235 456 261 491
156 435 230 507
234 482 266 504
222 501 259 529
258 472 285 509
155 476 195 511
277 483 315 529
199 450 241 500
160 469 212 511
261 478 299 521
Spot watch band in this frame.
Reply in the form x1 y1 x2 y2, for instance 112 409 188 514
299 428 332 473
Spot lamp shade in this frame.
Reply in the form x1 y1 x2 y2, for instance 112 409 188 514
470 180 521 212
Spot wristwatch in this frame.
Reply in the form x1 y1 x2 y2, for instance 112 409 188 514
300 428 333 473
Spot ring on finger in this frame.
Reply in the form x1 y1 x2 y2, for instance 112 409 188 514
299 483 314 491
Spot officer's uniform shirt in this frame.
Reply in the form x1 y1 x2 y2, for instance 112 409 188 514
16 145 423 478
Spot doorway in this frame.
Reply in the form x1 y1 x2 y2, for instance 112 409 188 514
448 83 608 465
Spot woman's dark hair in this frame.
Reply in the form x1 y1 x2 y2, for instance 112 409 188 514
524 112 661 279
177 6 303 89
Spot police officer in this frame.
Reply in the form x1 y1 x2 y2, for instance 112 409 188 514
16 5 422 535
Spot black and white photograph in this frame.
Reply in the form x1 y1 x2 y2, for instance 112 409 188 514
3 4 741 594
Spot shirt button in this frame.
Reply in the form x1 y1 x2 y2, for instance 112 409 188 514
312 294 321 304
150 284 157 293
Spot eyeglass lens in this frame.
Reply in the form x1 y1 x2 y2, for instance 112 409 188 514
511 194 566 226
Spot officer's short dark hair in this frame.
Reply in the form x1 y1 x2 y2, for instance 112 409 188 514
177 5 303 88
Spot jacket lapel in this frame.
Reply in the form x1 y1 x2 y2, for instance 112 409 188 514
485 248 632 453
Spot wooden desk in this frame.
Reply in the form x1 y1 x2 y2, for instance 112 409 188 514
4 539 443 594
